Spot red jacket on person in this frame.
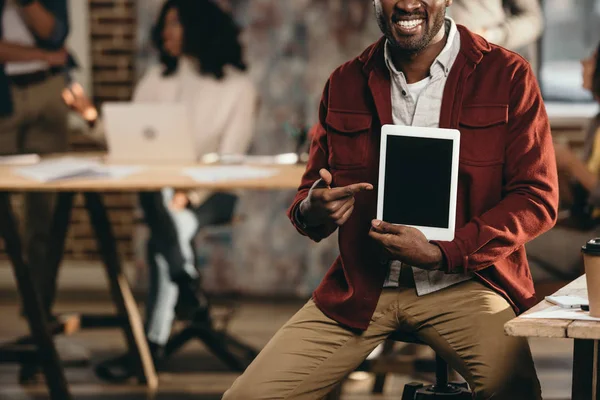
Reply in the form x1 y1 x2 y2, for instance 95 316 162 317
287 25 559 331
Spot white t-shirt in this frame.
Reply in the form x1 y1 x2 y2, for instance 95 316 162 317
2 0 49 75
406 77 432 103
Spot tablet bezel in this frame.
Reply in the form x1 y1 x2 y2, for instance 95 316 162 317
377 124 460 241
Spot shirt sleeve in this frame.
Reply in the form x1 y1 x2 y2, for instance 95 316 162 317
217 77 257 155
287 80 338 242
186 76 257 207
432 62 559 274
39 0 69 48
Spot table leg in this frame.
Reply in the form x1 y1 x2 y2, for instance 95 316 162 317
45 192 75 308
0 192 72 400
83 192 158 390
572 339 600 399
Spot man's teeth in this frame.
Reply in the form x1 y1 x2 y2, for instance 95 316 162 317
396 19 423 29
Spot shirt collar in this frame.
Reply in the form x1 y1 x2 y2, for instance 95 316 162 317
384 17 458 79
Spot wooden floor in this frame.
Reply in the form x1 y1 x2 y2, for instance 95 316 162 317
0 297 575 400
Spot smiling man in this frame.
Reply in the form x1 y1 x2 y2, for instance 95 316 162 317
223 1 558 399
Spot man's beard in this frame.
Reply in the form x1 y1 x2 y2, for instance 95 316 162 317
375 2 446 55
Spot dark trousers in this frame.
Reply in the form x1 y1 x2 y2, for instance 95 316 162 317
138 191 237 281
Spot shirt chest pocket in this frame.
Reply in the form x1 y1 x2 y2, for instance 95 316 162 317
458 104 508 166
326 110 372 170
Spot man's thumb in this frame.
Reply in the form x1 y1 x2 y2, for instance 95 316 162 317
319 169 333 186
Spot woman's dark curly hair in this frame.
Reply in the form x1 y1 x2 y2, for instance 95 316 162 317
151 0 247 79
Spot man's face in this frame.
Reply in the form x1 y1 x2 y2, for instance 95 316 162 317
374 0 450 53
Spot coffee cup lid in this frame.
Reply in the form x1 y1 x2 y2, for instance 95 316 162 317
582 238 600 255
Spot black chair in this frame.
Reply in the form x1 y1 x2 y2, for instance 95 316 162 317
389 331 471 400
162 221 258 371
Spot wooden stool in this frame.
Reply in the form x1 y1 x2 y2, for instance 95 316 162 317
389 332 471 399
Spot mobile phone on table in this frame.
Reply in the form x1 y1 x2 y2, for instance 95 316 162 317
545 295 588 309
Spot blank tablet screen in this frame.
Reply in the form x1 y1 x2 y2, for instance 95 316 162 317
382 135 453 228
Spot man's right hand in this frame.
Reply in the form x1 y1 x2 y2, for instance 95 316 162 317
299 169 373 227
43 48 67 66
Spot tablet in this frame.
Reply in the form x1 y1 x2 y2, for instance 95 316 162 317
377 125 460 241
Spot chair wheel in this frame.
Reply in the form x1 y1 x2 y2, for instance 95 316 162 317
402 382 424 400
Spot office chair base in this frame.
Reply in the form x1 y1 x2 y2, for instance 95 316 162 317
402 382 471 399
165 319 257 372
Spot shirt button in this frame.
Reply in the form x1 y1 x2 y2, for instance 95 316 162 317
402 90 407 96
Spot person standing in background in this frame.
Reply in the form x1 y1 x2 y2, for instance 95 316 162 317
450 0 543 69
0 0 71 318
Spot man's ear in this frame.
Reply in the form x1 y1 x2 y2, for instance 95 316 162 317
446 0 453 6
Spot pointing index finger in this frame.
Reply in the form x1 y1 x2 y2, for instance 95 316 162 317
327 183 373 200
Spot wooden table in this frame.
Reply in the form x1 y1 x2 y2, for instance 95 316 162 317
0 155 306 400
505 275 599 399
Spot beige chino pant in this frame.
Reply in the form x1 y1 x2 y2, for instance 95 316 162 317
0 74 69 314
223 279 541 400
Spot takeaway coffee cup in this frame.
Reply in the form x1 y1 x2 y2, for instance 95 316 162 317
581 238 600 317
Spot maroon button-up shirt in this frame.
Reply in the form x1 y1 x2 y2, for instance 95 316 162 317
288 25 559 331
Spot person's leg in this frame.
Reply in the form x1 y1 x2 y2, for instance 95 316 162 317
144 238 179 348
138 190 195 282
139 190 202 320
22 75 69 314
22 193 57 315
223 290 401 400
398 280 542 400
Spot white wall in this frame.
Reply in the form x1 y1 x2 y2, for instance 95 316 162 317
66 0 91 95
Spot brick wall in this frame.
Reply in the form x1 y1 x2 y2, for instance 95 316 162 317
67 0 138 261
90 0 136 101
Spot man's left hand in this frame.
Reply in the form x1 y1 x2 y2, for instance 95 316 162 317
368 220 444 271
170 191 190 211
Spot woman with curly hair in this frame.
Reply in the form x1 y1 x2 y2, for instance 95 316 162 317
95 0 256 381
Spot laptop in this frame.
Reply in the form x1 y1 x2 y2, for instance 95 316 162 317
102 102 197 163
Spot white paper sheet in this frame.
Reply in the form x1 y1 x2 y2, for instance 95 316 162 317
13 157 143 182
522 305 600 322
96 165 144 179
14 157 102 182
201 153 299 165
0 154 40 165
182 166 280 183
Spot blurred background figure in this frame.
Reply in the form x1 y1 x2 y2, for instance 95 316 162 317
527 40 600 285
0 0 72 317
94 0 256 382
554 43 600 222
450 0 543 68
